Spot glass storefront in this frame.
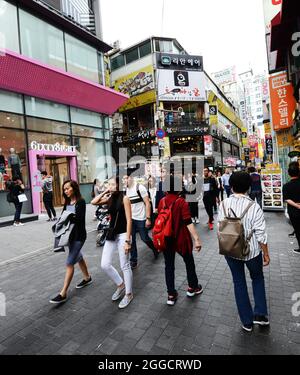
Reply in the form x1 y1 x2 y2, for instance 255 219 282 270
0 89 112 217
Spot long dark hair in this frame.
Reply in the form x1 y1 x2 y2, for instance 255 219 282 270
62 180 82 205
107 176 124 212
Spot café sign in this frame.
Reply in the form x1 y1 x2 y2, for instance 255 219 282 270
30 141 77 153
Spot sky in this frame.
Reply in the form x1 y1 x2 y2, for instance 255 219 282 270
100 0 268 76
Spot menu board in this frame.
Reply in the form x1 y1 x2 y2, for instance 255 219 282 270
261 168 284 210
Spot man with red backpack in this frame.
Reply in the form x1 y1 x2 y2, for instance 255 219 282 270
155 175 203 306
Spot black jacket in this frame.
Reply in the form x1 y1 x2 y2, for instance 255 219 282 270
63 198 87 243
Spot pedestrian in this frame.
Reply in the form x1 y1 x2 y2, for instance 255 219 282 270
203 167 218 230
186 171 200 224
50 180 92 304
155 166 167 212
283 162 300 254
91 178 103 220
147 175 157 224
92 176 133 309
222 168 232 198
123 171 159 269
248 167 263 208
158 175 203 306
216 170 224 202
41 171 57 221
218 171 270 332
7 177 25 227
209 170 218 214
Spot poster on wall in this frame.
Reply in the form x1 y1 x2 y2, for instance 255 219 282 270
261 166 284 211
157 70 206 101
204 135 213 157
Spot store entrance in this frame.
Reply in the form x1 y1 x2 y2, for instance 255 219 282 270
38 156 70 207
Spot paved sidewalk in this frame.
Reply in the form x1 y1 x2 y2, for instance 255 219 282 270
0 208 300 355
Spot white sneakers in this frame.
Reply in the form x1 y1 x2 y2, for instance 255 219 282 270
118 294 133 309
13 222 24 227
111 285 125 301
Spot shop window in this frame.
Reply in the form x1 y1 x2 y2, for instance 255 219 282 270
65 33 99 83
213 139 221 153
25 97 69 123
0 90 23 114
111 55 125 71
0 112 25 130
70 107 102 127
73 137 107 183
223 142 231 156
19 9 66 70
0 128 28 189
139 40 151 58
172 136 204 155
28 132 71 149
0 0 19 53
72 124 103 139
125 48 139 64
27 117 70 135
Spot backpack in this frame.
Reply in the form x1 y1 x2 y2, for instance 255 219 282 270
152 197 178 252
217 200 255 259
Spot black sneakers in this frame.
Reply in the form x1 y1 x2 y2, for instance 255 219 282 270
253 315 270 326
167 292 178 306
49 294 67 304
242 324 253 332
293 249 300 255
76 276 92 289
130 261 138 269
288 231 295 237
187 285 203 297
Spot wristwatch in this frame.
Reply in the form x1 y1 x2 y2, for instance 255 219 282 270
125 240 131 245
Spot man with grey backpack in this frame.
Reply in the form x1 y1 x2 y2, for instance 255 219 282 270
217 172 270 333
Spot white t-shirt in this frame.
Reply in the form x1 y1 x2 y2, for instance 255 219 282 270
126 183 148 221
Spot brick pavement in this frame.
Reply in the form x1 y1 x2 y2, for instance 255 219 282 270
0 208 300 355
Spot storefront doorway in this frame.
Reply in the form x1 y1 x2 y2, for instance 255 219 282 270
38 156 70 206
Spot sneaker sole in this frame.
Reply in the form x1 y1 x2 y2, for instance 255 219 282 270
293 250 300 255
242 326 253 332
167 301 176 306
76 280 93 289
118 298 133 309
112 288 125 301
253 321 270 326
187 288 203 297
49 299 67 304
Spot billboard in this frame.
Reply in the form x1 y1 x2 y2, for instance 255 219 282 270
269 72 296 131
211 66 236 86
114 65 156 111
157 70 206 102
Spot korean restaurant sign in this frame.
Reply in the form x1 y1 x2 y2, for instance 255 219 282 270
156 53 203 72
30 141 77 153
269 72 296 131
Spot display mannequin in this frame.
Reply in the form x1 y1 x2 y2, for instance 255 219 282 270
83 152 91 182
8 148 22 180
0 147 5 174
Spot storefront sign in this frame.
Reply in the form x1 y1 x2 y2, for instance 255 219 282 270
224 157 238 167
157 70 206 102
204 135 213 157
165 125 209 136
209 104 218 125
156 53 203 71
30 141 76 153
276 129 294 147
269 71 296 131
288 151 300 158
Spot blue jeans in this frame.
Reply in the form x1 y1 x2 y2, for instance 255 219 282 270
13 202 23 222
225 253 268 326
130 219 156 264
224 185 231 198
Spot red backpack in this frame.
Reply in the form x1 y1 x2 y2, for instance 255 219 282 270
152 197 178 252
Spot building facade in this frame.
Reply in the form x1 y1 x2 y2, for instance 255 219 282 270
0 0 127 218
109 37 243 172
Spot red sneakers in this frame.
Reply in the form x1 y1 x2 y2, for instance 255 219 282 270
208 223 214 230
187 285 203 297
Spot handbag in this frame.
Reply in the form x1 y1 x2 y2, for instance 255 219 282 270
105 211 119 241
18 193 28 203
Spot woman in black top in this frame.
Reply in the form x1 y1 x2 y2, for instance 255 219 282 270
9 177 25 226
50 180 92 304
92 176 133 309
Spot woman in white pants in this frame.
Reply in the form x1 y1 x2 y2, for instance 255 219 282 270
92 176 133 309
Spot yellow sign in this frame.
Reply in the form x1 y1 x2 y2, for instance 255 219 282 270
209 103 218 125
163 137 171 158
114 65 156 111
208 91 243 129
276 129 294 147
264 122 271 134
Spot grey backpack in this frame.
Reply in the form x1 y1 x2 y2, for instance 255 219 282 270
217 200 255 259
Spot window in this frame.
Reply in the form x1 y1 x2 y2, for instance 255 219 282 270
0 0 19 52
213 139 221 153
26 117 70 135
0 112 25 130
72 124 103 139
70 107 102 127
125 48 139 64
111 55 125 71
65 33 98 83
223 142 231 156
0 128 28 189
155 40 173 52
25 97 69 122
0 90 23 114
19 9 66 70
139 40 151 58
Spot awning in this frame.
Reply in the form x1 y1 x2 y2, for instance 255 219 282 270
0 49 128 115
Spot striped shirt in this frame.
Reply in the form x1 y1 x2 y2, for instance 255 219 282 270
217 194 268 261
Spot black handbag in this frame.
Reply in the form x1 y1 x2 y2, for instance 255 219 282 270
105 211 119 241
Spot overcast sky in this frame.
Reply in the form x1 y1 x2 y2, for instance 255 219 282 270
101 0 268 76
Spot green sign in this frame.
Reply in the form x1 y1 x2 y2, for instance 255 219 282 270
288 151 300 158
